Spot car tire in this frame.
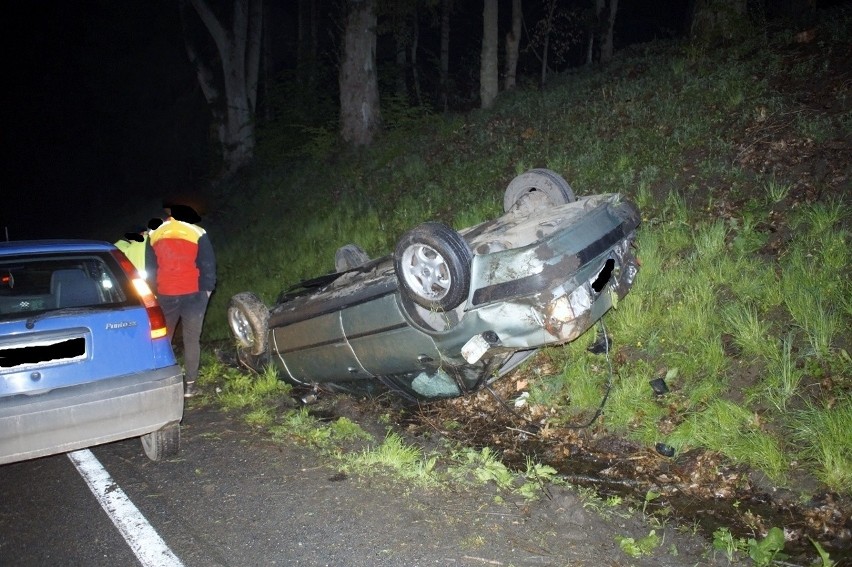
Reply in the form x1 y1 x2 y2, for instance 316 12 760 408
141 424 180 461
334 244 370 272
228 292 269 356
503 168 576 213
394 222 472 311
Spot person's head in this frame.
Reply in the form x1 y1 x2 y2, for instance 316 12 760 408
147 217 163 231
123 224 146 242
163 201 202 224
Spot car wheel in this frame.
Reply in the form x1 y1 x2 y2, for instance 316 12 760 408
394 222 472 311
334 244 370 272
503 168 576 213
141 424 180 461
228 292 269 356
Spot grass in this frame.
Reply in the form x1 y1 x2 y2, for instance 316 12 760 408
342 432 440 487
668 400 788 482
196 354 290 420
195 5 852 501
758 333 803 412
792 399 852 493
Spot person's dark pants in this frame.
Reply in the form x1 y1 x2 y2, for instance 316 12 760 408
158 291 210 384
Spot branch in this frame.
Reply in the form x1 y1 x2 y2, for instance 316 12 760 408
189 0 230 58
179 0 221 109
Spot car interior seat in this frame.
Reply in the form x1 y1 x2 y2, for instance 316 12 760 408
51 269 101 308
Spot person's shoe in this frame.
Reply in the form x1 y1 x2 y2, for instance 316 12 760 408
184 381 197 398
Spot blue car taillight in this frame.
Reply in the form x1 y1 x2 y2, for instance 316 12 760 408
110 250 169 340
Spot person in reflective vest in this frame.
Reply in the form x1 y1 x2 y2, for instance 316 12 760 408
146 203 216 399
114 225 149 278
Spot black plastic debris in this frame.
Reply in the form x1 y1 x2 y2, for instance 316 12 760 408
587 330 612 354
649 377 670 396
655 443 675 457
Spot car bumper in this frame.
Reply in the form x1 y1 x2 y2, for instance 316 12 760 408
0 365 183 465
460 237 638 363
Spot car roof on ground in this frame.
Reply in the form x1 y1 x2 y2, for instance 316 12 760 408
0 240 115 256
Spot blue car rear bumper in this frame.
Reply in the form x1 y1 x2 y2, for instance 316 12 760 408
0 365 183 465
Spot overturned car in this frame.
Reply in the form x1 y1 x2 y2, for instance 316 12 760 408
228 169 640 402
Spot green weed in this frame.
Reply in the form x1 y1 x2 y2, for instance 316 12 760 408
668 400 787 482
792 399 852 493
722 304 775 360
761 334 803 412
713 525 787 565
344 432 439 486
616 530 661 558
692 220 728 261
747 527 787 566
272 408 374 451
764 177 791 204
713 526 742 562
606 363 667 443
575 486 633 520
809 538 836 567
518 457 560 501
450 446 516 491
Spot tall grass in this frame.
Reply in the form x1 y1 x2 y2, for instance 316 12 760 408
668 400 787 482
203 8 852 495
792 399 852 493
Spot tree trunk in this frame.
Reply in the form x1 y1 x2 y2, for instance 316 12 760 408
601 0 618 63
587 0 604 65
480 0 498 109
181 0 262 176
297 0 318 84
411 13 422 106
339 0 381 146
440 0 451 112
504 0 521 90
261 0 271 123
540 0 556 88
396 44 408 98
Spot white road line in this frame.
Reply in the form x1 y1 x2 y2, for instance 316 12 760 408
68 449 184 567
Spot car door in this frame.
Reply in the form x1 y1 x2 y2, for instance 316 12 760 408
342 292 440 377
271 310 370 382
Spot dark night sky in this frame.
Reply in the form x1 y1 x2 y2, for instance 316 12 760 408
2 1 209 241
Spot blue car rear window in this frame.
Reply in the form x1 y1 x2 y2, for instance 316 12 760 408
0 253 132 320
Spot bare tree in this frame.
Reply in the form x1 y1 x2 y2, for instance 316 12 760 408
480 0 498 109
600 0 618 62
439 0 451 111
179 0 262 176
586 0 603 65
539 0 556 87
380 0 418 103
504 0 522 90
410 9 422 106
339 0 381 146
526 0 583 85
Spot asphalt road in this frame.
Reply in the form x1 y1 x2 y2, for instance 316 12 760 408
1 407 338 567
0 404 746 567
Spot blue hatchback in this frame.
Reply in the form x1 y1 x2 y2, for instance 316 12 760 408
0 240 184 464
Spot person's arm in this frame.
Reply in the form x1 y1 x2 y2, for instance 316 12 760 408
145 238 158 294
196 232 216 294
